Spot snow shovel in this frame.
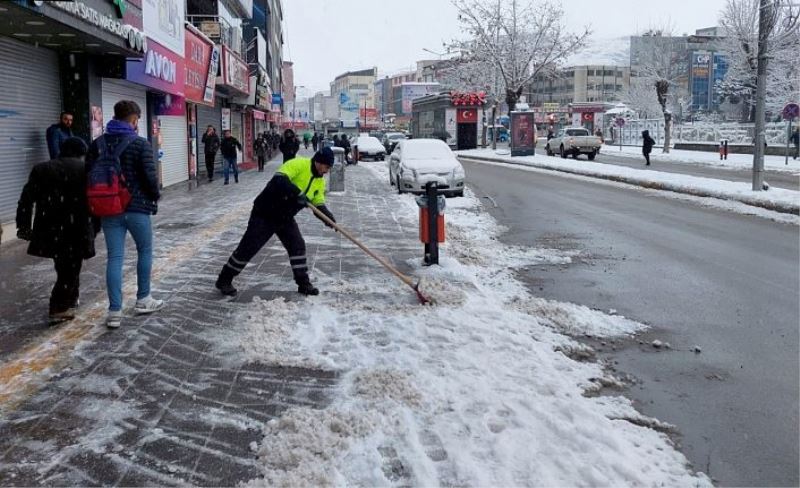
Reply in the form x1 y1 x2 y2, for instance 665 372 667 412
307 204 431 305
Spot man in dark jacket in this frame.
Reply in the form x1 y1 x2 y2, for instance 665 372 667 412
215 147 338 297
279 129 300 162
311 132 319 151
201 125 220 182
791 127 799 160
642 130 655 166
220 129 243 184
45 111 74 160
87 100 163 329
16 137 97 323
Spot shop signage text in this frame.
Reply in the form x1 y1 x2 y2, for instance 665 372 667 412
126 39 184 96
222 46 249 95
204 46 220 104
49 0 146 53
145 48 176 83
184 27 214 105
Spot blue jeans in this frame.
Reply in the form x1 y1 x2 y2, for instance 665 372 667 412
101 212 153 312
223 156 238 182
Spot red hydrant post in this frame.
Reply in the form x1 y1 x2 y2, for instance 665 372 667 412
417 181 446 266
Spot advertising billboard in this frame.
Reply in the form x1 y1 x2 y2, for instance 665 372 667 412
510 111 536 156
401 83 440 114
142 0 185 56
184 27 214 105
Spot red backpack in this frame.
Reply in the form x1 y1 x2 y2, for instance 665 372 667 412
87 135 135 217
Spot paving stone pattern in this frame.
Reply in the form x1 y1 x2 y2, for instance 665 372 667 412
0 154 423 486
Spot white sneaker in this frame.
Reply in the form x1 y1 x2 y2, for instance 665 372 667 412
106 311 122 329
134 296 164 315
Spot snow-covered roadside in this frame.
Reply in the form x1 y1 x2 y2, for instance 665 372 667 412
458 148 800 215
211 162 710 486
600 144 800 173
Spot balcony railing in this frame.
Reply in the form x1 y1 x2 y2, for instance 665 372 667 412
187 15 244 56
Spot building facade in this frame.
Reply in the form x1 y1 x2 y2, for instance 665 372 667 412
527 66 631 107
330 67 377 129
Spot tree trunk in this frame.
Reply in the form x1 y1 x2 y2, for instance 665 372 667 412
663 111 672 154
505 86 524 114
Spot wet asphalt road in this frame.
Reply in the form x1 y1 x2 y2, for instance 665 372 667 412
461 159 799 487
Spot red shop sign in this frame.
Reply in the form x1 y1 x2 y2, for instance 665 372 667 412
184 27 214 105
457 108 478 123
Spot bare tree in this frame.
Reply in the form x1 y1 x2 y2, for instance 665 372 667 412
624 78 665 120
630 30 688 153
717 0 800 122
447 0 590 113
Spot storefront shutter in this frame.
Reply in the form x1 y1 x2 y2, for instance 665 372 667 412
101 78 148 139
0 37 62 223
157 116 188 187
196 103 223 177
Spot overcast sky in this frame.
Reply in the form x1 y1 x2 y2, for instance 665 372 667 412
282 0 728 97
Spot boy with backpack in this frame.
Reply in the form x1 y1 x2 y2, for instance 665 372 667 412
86 100 163 329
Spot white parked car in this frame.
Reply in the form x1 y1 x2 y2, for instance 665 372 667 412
354 136 386 161
388 139 465 197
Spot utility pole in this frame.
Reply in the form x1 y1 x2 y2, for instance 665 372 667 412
752 0 771 191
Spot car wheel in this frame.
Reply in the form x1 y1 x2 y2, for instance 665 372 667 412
587 151 596 161
560 146 566 158
455 190 464 197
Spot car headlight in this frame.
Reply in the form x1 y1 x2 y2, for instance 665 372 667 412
453 166 465 178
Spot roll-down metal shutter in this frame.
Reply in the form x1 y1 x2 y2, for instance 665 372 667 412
101 78 148 139
157 116 188 187
196 103 222 177
0 37 62 223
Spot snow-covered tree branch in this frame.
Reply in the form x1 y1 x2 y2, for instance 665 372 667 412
716 0 800 122
630 29 689 153
445 0 590 113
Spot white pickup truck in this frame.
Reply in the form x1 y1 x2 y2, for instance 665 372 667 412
545 127 602 160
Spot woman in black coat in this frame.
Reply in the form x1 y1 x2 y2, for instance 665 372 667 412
16 137 98 321
278 129 300 162
642 130 655 166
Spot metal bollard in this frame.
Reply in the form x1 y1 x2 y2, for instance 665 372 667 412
416 181 446 266
328 147 345 192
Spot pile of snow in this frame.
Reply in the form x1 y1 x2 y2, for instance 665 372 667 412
218 162 710 486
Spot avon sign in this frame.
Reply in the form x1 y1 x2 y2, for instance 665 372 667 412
145 49 176 83
127 39 185 97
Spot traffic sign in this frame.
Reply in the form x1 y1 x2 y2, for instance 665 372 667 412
783 103 799 120
615 117 626 127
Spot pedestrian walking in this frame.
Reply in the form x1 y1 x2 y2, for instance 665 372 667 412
220 129 242 184
791 127 799 160
46 111 75 160
16 137 98 323
303 131 311 150
279 128 300 162
254 133 268 172
311 132 319 151
642 129 655 166
340 134 351 162
215 147 338 297
86 100 163 329
201 125 220 182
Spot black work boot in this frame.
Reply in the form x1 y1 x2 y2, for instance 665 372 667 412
297 282 319 296
215 274 238 296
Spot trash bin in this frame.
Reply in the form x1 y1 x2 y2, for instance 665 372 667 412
328 146 346 192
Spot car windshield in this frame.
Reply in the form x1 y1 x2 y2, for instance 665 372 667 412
357 136 382 146
565 129 589 136
387 133 405 140
403 141 454 160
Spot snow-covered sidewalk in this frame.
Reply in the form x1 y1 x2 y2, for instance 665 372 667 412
458 148 800 215
603 144 800 173
225 162 710 486
0 161 711 486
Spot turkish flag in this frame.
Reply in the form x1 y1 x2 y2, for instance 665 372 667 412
457 109 478 123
